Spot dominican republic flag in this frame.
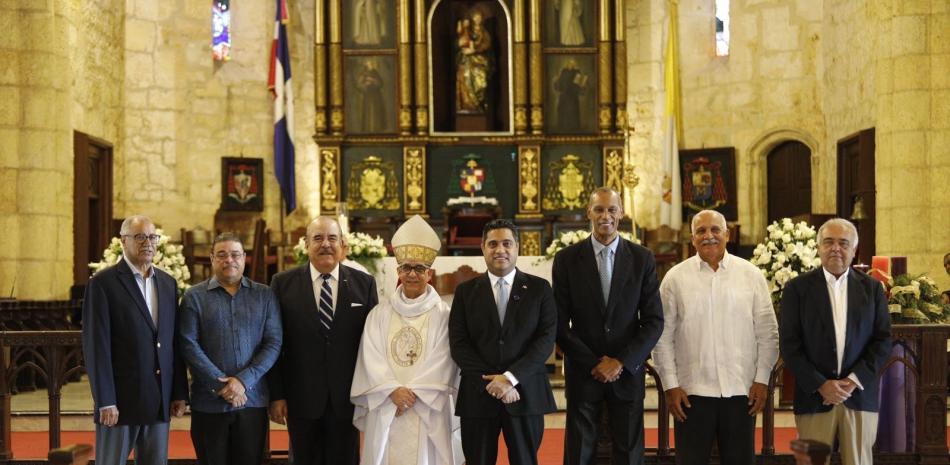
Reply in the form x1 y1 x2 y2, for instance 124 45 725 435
268 0 296 214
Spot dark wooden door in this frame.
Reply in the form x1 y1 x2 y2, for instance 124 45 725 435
73 132 113 286
767 140 812 224
837 128 875 266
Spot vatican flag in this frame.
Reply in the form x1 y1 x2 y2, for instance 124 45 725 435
659 0 683 231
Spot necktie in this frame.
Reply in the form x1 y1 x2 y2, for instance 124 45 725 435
599 247 612 303
496 278 509 324
318 273 334 332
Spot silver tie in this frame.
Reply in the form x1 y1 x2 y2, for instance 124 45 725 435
599 247 612 303
496 279 509 324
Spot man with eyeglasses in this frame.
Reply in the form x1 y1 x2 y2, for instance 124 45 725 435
266 217 378 465
81 215 189 465
449 219 557 465
178 233 282 465
351 215 462 465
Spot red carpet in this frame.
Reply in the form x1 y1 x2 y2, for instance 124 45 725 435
9 428 806 461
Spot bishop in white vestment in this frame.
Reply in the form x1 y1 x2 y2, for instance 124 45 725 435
351 215 462 465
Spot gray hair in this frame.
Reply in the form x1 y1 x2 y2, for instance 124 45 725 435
119 215 153 235
690 210 727 234
306 216 347 245
817 218 859 248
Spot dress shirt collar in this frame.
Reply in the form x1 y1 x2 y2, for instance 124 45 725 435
590 234 619 257
822 267 849 285
695 250 731 272
487 267 517 287
123 254 153 278
207 275 251 291
310 262 340 282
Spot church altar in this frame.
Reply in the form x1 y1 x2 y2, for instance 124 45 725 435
366 256 552 301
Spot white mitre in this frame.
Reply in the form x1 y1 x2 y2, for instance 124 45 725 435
391 215 442 266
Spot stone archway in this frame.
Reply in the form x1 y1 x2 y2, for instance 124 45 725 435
746 129 819 242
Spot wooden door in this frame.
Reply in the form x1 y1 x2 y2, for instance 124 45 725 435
767 140 812 224
837 128 876 266
73 132 113 286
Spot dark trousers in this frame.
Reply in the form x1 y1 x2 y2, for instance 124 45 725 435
190 407 268 465
286 401 359 465
460 412 544 465
673 395 755 465
564 392 645 465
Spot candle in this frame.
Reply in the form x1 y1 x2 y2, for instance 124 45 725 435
870 256 890 284
890 256 907 277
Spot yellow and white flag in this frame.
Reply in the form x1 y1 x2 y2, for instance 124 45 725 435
659 0 683 231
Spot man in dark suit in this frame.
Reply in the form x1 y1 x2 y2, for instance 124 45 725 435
553 187 664 465
780 218 891 465
449 219 557 465
81 215 188 465
267 217 378 465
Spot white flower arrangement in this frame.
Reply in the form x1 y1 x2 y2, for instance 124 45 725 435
89 229 192 294
293 232 388 273
887 273 950 324
538 229 640 263
751 218 821 306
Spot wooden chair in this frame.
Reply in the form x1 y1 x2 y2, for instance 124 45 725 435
790 439 831 465
181 227 213 283
433 265 482 296
443 205 500 256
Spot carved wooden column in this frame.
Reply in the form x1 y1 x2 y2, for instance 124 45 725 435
528 0 543 134
398 0 413 134
613 0 627 132
917 327 950 464
512 0 528 134
597 0 614 134
413 0 429 134
328 0 344 134
319 147 342 215
314 0 328 134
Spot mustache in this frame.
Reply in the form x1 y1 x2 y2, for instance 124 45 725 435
700 239 719 246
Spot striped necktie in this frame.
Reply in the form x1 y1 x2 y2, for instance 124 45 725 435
318 273 334 333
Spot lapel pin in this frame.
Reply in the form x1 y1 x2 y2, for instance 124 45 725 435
513 294 521 301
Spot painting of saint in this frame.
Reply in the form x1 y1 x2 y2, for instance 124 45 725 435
553 59 587 132
455 8 493 114
353 0 387 45
555 0 584 46
355 59 386 132
345 56 395 134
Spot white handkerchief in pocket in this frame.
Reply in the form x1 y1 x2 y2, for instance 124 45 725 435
351 302 364 307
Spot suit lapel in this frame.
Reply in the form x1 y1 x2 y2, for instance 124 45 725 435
579 240 607 313
116 259 157 332
844 272 866 356
500 271 528 334
810 270 836 337
605 241 633 322
335 265 353 322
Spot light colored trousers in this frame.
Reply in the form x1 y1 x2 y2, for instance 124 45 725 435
95 422 170 465
795 404 878 465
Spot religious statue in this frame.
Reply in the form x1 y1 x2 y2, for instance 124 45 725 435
354 58 386 132
353 0 386 45
455 8 493 114
553 59 587 132
554 0 584 46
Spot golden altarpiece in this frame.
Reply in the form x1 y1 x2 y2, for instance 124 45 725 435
315 0 633 255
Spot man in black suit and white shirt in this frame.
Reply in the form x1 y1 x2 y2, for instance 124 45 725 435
780 218 891 465
449 219 557 465
81 215 188 465
267 217 378 465
553 187 664 465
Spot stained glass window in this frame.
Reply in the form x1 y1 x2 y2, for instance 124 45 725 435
213 0 231 61
715 0 729 56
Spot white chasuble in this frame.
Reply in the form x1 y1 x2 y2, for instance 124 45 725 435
351 284 461 465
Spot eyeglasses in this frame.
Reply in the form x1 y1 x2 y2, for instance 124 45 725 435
213 251 246 261
397 264 429 275
124 234 161 244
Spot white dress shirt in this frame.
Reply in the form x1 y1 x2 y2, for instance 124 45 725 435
822 267 863 389
652 252 779 398
311 262 340 314
487 268 519 386
123 255 158 326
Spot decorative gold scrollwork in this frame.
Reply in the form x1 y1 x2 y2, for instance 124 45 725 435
346 155 401 211
519 147 541 213
543 154 595 211
520 230 541 256
404 147 426 214
320 148 341 213
603 149 624 193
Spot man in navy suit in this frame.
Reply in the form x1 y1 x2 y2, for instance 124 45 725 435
780 218 891 465
81 215 189 465
267 217 378 465
553 187 664 465
449 219 557 465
